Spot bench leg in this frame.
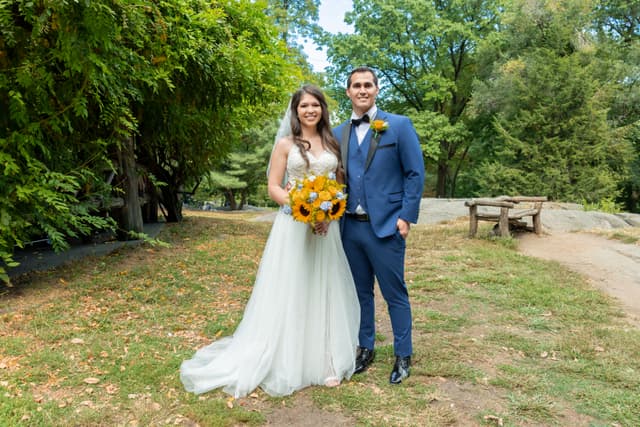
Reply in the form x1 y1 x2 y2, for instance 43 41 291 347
498 207 510 236
533 212 542 234
468 206 478 237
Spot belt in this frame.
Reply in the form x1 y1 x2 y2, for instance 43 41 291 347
346 212 370 222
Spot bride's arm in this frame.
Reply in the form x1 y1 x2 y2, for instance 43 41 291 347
267 138 291 206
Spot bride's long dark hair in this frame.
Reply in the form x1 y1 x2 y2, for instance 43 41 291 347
289 85 341 169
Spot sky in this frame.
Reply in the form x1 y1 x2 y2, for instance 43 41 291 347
301 0 353 71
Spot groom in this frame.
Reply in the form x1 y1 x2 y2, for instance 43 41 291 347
335 66 425 384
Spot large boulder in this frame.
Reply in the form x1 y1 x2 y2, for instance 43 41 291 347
417 198 640 232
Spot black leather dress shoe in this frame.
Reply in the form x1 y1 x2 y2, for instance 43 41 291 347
354 347 375 374
389 356 411 384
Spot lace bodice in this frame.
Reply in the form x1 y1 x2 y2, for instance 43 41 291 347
287 144 338 181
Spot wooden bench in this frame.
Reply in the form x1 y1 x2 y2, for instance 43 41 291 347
464 196 548 237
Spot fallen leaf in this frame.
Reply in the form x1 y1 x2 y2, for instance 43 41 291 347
483 414 504 426
226 398 234 409
70 338 85 345
83 377 100 384
105 384 118 395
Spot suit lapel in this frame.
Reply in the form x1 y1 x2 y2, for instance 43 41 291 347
341 123 351 174
364 111 385 171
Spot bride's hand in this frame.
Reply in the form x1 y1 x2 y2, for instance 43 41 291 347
314 221 329 236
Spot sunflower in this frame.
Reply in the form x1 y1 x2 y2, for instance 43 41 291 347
328 198 347 220
291 200 313 223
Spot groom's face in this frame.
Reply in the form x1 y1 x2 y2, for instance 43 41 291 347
346 71 379 116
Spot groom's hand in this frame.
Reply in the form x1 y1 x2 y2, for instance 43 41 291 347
397 218 410 239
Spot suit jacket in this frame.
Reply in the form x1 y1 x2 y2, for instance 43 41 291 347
334 110 425 238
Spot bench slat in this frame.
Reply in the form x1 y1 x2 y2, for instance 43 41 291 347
465 199 514 208
508 208 540 219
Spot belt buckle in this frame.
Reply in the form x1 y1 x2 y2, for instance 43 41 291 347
349 212 369 222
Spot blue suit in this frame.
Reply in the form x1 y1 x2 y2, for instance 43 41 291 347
335 110 425 357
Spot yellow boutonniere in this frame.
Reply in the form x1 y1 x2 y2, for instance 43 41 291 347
370 119 389 137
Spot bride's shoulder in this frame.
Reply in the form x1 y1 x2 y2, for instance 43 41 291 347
274 136 294 153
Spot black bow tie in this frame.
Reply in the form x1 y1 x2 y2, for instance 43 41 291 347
351 114 370 127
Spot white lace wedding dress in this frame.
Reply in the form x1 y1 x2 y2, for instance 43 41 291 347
180 145 360 398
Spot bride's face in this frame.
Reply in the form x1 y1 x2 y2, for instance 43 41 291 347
297 93 322 128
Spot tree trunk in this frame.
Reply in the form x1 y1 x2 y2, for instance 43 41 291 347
225 190 238 210
117 136 144 238
161 185 182 222
142 183 159 223
436 161 448 198
240 192 247 210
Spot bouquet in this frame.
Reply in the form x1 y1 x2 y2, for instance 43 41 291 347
284 172 347 228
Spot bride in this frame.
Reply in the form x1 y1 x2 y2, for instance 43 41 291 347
180 85 360 398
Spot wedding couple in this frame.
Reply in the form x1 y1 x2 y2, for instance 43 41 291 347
180 67 425 398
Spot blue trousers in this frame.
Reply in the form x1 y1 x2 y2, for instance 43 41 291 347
342 216 412 357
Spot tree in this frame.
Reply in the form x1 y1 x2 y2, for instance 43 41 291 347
466 0 633 203
0 0 163 281
196 0 327 214
134 0 299 222
198 122 278 210
323 0 501 197
592 0 640 211
267 0 320 45
0 0 299 281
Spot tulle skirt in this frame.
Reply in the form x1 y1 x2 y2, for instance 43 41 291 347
180 212 360 398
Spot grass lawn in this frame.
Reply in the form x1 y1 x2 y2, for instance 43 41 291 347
1 211 639 426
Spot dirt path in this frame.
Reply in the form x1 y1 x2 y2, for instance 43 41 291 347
517 232 640 327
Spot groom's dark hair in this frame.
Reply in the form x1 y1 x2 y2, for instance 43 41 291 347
347 66 379 88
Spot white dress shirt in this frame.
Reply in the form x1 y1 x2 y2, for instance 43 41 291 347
351 106 377 145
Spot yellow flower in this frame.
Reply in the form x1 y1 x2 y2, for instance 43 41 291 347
312 175 327 191
315 210 327 223
370 119 389 136
318 190 332 201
